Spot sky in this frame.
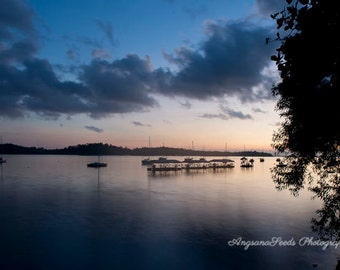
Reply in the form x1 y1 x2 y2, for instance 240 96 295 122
0 0 285 152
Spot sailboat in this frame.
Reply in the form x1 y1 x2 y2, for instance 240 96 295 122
141 136 152 165
0 136 6 164
87 143 107 168
87 157 107 168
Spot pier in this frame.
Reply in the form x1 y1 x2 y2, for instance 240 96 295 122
146 157 235 172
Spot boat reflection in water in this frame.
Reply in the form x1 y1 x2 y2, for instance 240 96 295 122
1 155 338 269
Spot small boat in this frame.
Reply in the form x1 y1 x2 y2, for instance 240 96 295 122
143 157 171 165
87 144 107 168
240 157 254 168
87 161 107 168
209 158 235 169
141 157 152 165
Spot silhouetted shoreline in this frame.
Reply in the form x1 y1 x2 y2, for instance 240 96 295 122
1 143 272 157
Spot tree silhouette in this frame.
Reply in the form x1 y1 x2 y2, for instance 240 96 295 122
269 0 340 240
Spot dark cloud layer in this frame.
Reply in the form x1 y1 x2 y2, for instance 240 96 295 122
0 0 37 64
79 55 159 118
0 0 277 120
0 0 35 34
0 58 89 118
163 20 276 101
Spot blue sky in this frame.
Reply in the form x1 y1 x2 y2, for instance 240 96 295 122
0 0 284 151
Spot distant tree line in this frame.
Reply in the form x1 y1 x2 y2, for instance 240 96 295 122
0 143 272 157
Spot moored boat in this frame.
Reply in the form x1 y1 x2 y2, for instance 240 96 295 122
240 157 254 168
87 144 107 168
209 158 235 169
87 161 107 168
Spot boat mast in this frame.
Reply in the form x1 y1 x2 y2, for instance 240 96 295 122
148 136 151 158
97 143 101 162
0 136 3 159
0 136 5 163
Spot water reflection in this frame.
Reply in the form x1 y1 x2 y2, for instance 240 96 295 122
0 163 3 181
0 156 339 269
93 166 102 190
147 167 234 178
271 155 340 242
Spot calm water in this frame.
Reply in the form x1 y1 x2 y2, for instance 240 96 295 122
0 155 338 270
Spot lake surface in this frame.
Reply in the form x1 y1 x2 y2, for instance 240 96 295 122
0 155 339 269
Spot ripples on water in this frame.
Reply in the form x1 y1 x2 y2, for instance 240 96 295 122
0 155 338 269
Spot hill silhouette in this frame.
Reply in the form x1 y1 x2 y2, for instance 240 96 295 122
1 143 272 157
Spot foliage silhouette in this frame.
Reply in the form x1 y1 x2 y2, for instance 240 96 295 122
269 0 340 241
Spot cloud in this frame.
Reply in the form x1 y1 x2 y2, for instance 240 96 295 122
0 0 38 64
131 121 151 127
220 104 253 120
200 108 252 121
96 19 116 47
85 125 103 133
79 54 160 118
0 53 158 118
252 107 267 113
0 1 278 120
199 100 254 121
224 109 253 120
200 113 229 120
179 100 192 109
0 0 35 33
161 20 277 102
0 58 90 118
